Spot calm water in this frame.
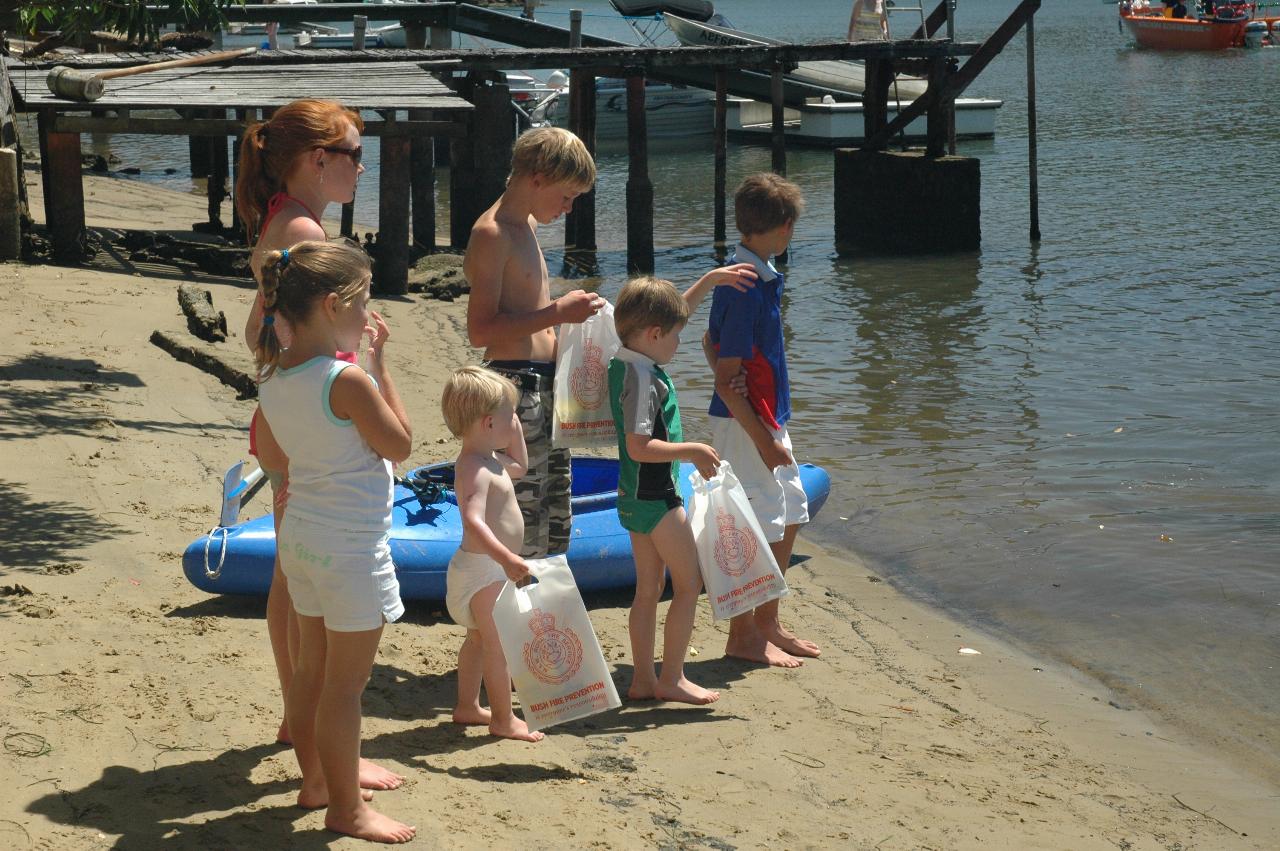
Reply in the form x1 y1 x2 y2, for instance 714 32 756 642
27 0 1280 781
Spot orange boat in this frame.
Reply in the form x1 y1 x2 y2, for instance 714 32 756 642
1119 1 1262 49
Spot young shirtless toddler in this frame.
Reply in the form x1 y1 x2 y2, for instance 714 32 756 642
442 366 544 743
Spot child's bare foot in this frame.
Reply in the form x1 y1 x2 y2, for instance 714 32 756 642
297 783 374 809
451 705 493 726
276 720 291 746
489 716 545 742
725 634 803 668
627 681 659 701
763 624 821 658
654 677 720 706
358 758 404 791
325 802 416 844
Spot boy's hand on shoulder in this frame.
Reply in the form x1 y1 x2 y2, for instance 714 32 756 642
706 263 758 293
759 437 793 471
686 443 721 480
556 290 605 324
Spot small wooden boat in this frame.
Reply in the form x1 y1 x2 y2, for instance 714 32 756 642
183 457 833 601
1119 2 1258 50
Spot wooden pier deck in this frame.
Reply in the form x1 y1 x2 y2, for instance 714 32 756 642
4 57 471 290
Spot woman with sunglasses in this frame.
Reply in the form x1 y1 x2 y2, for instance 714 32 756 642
234 100 404 796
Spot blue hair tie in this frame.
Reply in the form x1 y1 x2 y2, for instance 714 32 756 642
278 248 290 269
263 314 275 327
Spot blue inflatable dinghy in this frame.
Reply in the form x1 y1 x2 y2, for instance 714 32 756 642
183 457 831 600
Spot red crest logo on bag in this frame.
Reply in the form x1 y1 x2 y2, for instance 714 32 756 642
522 609 585 685
569 338 606 411
713 508 757 577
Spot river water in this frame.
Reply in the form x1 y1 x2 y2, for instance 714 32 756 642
25 0 1280 782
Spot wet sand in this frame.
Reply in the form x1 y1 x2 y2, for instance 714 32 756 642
0 172 1277 849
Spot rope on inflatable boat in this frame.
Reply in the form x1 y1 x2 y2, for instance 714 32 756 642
203 526 229 580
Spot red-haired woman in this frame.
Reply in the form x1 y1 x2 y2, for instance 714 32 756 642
236 100 406 799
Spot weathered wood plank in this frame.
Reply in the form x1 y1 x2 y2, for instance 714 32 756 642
377 126 411 294
37 110 85 262
47 116 467 138
625 75 653 276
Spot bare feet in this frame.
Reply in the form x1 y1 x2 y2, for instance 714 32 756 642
725 634 803 668
276 721 291 746
358 758 404 791
451 705 493 726
627 681 660 701
297 784 374 810
763 623 821 658
489 716 545 742
654 677 720 706
325 803 416 844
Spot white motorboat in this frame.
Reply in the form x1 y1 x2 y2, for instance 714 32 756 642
530 73 715 138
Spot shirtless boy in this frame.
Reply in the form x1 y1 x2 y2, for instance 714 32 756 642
464 127 602 558
442 366 543 743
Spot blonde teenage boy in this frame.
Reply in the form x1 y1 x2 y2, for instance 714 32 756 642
464 127 602 560
442 366 544 743
609 266 755 704
705 173 820 668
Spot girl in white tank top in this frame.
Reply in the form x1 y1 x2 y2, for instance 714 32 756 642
251 239 417 843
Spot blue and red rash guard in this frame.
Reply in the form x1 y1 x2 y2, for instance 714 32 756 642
707 246 791 429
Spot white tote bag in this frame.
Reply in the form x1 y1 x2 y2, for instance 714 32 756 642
688 461 790 621
553 300 621 449
493 555 621 732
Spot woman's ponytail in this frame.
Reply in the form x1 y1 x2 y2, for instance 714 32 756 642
235 121 273 243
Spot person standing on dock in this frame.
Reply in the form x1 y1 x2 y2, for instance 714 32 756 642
235 99 406 796
848 0 890 41
464 127 601 560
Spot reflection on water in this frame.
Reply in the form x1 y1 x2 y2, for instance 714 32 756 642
18 0 1280 782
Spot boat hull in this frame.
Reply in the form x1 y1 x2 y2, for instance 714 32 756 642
183 458 832 600
540 81 714 137
1121 13 1248 49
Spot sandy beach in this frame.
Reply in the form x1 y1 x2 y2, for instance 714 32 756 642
1 170 1278 850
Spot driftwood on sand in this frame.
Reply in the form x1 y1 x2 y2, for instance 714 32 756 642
176 283 227 343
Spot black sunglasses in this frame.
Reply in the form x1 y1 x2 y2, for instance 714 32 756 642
320 145 363 166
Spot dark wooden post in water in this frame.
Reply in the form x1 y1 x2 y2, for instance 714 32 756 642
862 59 891 143
1026 15 1041 241
37 109 85 262
378 111 412 294
409 108 436 252
450 71 515 250
925 58 951 158
713 68 728 251
564 8 598 274
207 112 230 230
770 67 786 176
625 73 654 275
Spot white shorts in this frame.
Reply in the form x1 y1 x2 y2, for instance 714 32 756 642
709 418 809 544
278 514 403 632
446 549 507 630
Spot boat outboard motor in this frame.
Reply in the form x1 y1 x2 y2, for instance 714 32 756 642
1244 19 1267 48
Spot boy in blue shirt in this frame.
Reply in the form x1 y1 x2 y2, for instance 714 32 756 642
706 173 819 668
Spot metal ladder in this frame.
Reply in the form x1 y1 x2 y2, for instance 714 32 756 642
885 0 928 37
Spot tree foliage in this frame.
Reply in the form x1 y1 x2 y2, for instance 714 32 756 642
17 1 242 47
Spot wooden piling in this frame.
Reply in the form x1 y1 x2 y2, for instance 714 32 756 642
625 74 654 275
37 109 85 262
925 58 950 158
1027 15 1040 241
450 71 515 250
770 67 786 176
207 113 229 229
862 59 890 145
409 108 437 252
378 113 412 294
714 68 728 250
565 9 598 268
0 146 19 261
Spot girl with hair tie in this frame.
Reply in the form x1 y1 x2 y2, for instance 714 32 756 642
235 99 405 795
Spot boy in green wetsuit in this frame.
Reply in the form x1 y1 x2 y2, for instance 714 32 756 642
608 267 756 705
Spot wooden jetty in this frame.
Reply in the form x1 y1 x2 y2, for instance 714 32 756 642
3 0 1042 278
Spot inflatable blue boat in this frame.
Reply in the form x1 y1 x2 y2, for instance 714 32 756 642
183 457 831 600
